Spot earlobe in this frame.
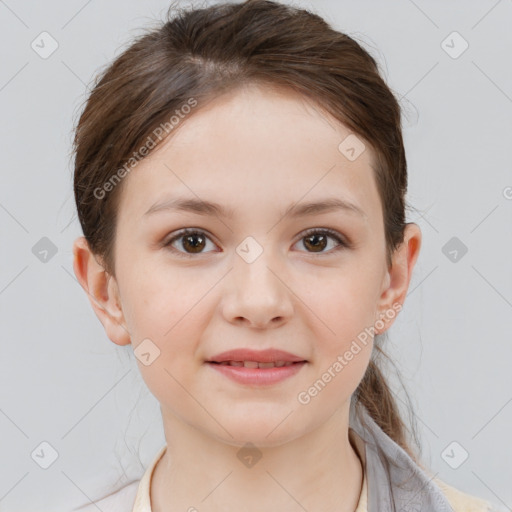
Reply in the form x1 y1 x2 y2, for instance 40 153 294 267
72 236 131 346
374 223 422 334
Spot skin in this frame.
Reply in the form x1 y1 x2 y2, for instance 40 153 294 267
73 82 421 512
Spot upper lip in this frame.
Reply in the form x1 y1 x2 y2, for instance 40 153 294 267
207 348 307 363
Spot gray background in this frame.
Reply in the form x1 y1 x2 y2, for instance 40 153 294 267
1 0 511 510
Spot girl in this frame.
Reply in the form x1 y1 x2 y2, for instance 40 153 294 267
71 0 502 510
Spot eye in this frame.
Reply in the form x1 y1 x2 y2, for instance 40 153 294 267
293 228 348 254
164 228 217 258
163 227 349 258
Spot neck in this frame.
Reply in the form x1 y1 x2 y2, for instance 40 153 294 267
151 405 365 512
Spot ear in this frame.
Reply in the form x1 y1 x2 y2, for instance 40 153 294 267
72 236 131 346
374 223 422 335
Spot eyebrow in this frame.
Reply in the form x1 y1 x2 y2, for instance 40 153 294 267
143 196 367 220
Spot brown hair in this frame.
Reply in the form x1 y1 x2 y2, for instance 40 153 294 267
72 0 422 467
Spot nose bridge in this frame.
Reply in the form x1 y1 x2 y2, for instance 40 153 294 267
234 234 281 291
223 234 293 326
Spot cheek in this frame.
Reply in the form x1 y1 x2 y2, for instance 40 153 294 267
301 269 377 393
297 336 372 417
119 259 204 337
311 273 379 343
122 263 214 367
305 292 374 406
128 278 207 409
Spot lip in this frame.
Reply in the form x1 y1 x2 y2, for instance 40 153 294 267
207 348 306 364
206 360 307 386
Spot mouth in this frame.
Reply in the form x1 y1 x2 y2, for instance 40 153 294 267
205 349 308 385
206 360 308 386
207 360 306 368
207 348 307 366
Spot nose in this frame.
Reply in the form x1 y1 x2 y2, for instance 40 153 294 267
220 243 294 329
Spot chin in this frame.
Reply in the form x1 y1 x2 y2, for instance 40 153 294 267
210 417 306 449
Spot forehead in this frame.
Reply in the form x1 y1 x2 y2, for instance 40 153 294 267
116 83 381 226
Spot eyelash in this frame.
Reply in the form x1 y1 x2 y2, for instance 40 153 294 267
163 227 350 259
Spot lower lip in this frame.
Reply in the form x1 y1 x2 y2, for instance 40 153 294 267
206 362 307 386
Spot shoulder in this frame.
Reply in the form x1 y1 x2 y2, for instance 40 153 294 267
71 480 140 512
433 477 502 512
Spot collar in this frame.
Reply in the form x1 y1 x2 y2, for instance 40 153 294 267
349 400 455 511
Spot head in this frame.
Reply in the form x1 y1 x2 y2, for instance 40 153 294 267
72 0 422 459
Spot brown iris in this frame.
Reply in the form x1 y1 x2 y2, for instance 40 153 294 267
181 233 206 253
303 233 327 253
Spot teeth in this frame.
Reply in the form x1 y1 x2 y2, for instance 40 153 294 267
218 360 296 368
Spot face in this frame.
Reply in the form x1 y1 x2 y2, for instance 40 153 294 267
86 84 409 448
